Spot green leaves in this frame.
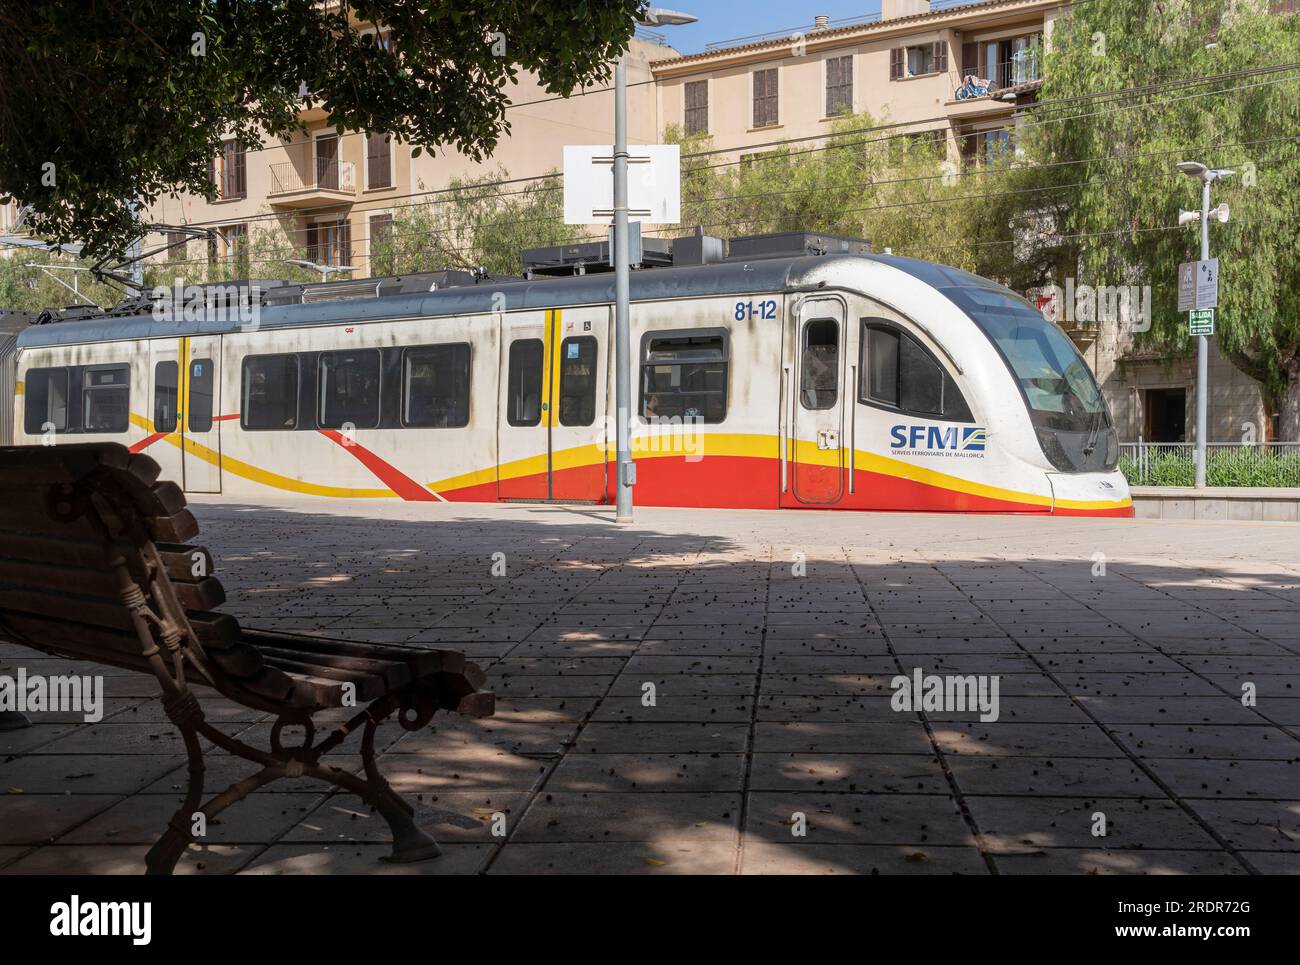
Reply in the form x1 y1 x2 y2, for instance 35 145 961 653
0 0 640 258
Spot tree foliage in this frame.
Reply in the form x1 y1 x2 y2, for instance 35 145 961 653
0 0 642 258
1015 0 1300 425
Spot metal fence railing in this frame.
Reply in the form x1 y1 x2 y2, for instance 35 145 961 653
1119 442 1300 487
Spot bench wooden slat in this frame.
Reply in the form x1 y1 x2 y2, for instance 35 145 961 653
156 543 216 581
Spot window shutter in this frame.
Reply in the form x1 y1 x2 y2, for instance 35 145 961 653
233 142 246 197
209 157 217 195
889 47 902 81
306 223 319 262
961 42 978 76
934 41 948 73
339 219 352 266
768 69 778 125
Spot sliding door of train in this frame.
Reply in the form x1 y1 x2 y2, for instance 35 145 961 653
497 307 609 502
781 295 848 506
147 336 222 493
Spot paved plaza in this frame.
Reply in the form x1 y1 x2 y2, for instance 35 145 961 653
1 500 1298 875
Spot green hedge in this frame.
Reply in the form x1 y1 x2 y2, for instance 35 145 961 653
1120 448 1300 487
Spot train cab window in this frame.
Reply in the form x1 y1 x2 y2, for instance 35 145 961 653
558 336 597 427
800 318 839 410
188 358 215 433
639 330 728 422
403 344 471 428
154 361 179 433
319 349 381 430
23 367 70 434
82 364 130 433
242 354 299 430
860 321 973 422
506 338 544 427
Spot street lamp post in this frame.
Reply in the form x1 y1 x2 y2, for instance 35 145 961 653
1176 160 1233 489
613 7 696 524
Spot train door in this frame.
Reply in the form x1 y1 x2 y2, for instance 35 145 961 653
147 341 185 484
497 307 608 502
181 336 222 493
781 296 847 506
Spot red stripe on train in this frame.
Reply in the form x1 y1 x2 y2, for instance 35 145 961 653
317 429 440 501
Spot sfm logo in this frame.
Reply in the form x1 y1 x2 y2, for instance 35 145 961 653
890 424 986 453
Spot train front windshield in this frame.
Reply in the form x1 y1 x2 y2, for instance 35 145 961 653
942 285 1118 473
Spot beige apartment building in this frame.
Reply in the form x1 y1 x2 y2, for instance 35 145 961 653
140 34 665 281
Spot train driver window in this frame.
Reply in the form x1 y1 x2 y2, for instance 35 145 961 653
799 318 839 410
82 364 130 433
319 349 381 430
188 358 215 433
506 338 544 427
23 366 70 435
558 336 597 427
404 344 471 428
242 354 299 430
860 321 973 422
154 361 179 433
639 330 728 423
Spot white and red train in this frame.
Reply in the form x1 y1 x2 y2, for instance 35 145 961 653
5 232 1131 516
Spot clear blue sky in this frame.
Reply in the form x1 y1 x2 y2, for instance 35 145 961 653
649 2 886 55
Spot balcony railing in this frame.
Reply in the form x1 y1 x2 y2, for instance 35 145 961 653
1119 442 1300 487
953 52 1043 100
268 157 357 196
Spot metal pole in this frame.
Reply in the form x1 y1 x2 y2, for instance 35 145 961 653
613 54 634 522
1195 177 1210 488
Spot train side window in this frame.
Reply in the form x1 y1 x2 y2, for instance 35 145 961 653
319 349 381 430
799 318 839 410
403 343 471 428
154 361 179 433
242 354 299 430
82 364 130 433
188 358 215 433
558 336 597 427
506 338 544 427
860 321 973 422
639 329 728 423
23 367 70 435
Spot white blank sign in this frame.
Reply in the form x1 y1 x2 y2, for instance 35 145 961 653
563 144 681 225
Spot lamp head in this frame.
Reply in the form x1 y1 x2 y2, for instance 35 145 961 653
640 7 697 26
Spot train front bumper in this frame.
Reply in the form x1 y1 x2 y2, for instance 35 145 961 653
1046 471 1134 517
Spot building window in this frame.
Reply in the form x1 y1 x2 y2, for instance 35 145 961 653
960 127 1012 169
825 55 853 117
188 358 215 433
366 132 393 190
558 336 597 427
684 80 709 135
306 218 352 266
241 354 299 430
154 361 178 433
859 321 973 421
403 343 471 428
506 339 544 427
315 133 341 189
799 319 839 410
218 223 246 266
891 41 947 80
166 231 188 262
752 68 778 128
640 330 728 423
319 349 381 429
212 139 246 199
369 213 394 273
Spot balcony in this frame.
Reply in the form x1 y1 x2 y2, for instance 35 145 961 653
268 156 357 208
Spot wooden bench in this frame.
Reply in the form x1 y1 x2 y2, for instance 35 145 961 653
0 442 494 874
